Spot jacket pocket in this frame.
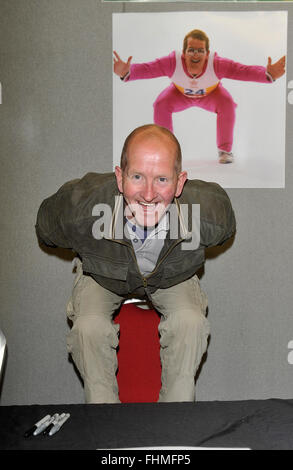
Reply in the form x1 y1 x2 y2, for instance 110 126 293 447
82 254 129 281
162 249 205 280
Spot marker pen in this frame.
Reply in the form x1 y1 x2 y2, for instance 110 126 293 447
33 413 59 436
42 413 63 436
48 413 70 436
24 414 51 437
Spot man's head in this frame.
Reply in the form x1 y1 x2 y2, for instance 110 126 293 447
115 124 187 228
183 29 210 76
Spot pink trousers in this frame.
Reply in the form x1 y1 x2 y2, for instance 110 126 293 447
153 83 237 153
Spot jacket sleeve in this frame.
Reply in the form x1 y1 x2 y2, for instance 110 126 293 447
214 53 273 83
197 182 236 248
35 179 80 249
125 51 176 81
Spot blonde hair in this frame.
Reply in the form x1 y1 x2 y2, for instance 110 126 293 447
183 29 210 53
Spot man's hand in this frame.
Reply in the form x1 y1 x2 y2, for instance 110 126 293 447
266 56 286 80
113 51 132 78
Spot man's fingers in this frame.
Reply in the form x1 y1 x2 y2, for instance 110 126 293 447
113 50 121 62
266 55 286 80
275 56 286 68
279 55 286 66
268 55 286 68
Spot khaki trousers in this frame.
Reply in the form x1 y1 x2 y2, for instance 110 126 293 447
66 259 210 403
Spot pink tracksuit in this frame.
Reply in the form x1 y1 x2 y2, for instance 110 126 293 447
125 51 273 152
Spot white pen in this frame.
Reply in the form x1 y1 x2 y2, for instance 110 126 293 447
46 412 66 434
24 414 51 437
33 413 59 436
48 413 70 436
43 413 62 435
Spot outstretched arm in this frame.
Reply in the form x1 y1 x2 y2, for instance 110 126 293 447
266 56 286 81
113 51 132 78
215 53 285 84
113 50 177 81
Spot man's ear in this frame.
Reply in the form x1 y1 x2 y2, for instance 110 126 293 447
114 166 123 193
175 171 188 197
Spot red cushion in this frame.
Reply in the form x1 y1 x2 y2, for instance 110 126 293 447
114 303 161 403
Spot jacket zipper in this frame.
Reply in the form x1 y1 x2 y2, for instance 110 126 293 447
111 237 183 288
144 238 183 283
110 239 147 286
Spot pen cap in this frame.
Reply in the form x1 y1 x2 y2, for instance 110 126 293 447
57 413 70 426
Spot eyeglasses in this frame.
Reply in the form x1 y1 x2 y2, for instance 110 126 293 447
186 48 206 56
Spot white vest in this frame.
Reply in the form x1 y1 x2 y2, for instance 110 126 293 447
171 51 219 98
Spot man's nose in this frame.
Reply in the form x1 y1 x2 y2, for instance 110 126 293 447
142 182 156 201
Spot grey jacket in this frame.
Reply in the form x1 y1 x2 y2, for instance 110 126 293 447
36 172 236 297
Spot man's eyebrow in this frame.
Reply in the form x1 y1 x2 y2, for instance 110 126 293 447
127 169 142 174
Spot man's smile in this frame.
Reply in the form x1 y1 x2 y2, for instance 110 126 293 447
139 202 157 206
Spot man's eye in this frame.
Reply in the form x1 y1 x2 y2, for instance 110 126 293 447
133 174 141 180
158 177 167 182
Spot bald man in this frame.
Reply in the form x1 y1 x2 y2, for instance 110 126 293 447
36 124 236 403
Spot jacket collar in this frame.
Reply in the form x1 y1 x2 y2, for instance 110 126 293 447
104 194 191 242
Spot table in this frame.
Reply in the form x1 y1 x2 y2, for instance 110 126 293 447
1 399 293 450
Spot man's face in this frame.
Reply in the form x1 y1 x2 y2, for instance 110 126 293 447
115 134 187 228
183 37 209 76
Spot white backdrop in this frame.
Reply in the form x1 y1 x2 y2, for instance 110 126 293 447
113 11 287 188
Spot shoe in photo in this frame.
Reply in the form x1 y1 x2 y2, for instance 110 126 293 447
218 150 234 164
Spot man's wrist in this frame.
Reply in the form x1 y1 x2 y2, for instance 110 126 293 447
266 71 275 82
120 71 130 81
